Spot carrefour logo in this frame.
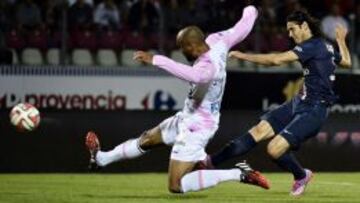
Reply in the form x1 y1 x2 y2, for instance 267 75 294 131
142 90 176 110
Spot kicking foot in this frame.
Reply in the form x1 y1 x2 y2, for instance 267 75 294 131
290 169 313 197
236 161 270 190
85 131 101 170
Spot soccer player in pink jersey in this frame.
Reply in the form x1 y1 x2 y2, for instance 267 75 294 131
86 5 269 193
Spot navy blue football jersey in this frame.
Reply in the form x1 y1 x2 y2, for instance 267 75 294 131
292 37 342 104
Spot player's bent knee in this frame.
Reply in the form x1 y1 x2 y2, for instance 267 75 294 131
168 184 182 193
168 177 183 193
139 130 161 150
267 142 281 159
250 121 274 142
267 137 289 159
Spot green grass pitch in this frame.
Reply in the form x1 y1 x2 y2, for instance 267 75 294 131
0 173 359 203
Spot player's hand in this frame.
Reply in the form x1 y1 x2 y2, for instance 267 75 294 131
133 51 154 65
335 24 348 42
229 51 246 59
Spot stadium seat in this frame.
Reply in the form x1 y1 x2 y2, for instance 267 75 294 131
352 54 359 69
10 49 19 65
120 49 142 67
227 57 240 69
97 49 118 66
148 49 159 55
72 49 94 66
47 48 61 65
242 60 256 69
290 61 302 70
170 50 189 65
21 48 43 65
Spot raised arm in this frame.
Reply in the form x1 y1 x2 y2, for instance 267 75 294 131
335 25 351 68
229 51 299 66
221 5 258 49
133 51 215 84
153 55 215 84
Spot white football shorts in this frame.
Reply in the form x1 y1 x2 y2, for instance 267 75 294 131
159 112 218 162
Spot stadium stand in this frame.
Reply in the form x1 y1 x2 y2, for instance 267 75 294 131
97 49 118 66
21 48 43 65
72 49 94 66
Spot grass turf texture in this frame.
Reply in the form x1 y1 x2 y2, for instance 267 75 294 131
0 173 359 203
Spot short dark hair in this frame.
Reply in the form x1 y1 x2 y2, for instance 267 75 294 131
177 26 205 46
286 10 323 38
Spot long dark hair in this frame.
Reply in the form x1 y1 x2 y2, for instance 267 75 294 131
286 10 323 38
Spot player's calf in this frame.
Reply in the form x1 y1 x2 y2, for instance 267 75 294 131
168 160 196 193
138 127 164 150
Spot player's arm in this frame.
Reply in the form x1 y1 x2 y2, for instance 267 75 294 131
335 25 351 68
133 51 215 84
220 5 258 49
229 51 299 66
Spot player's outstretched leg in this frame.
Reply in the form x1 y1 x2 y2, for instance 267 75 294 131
268 135 313 196
85 126 164 168
236 161 270 189
179 161 270 193
290 169 313 196
197 121 275 169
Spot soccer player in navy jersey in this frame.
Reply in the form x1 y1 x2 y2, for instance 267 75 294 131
198 10 351 196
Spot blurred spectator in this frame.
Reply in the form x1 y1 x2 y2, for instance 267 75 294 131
16 0 43 31
162 0 182 35
269 27 289 52
276 0 302 25
0 1 13 30
5 0 17 5
41 0 64 32
185 0 211 29
299 0 327 18
355 3 360 57
68 0 93 31
258 0 277 26
94 0 121 30
321 3 349 42
324 0 353 15
68 0 93 6
128 0 159 34
0 0 357 66
0 1 13 47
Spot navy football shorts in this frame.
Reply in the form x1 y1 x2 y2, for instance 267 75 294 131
261 96 328 149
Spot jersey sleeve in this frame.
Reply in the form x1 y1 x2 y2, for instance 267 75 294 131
292 41 316 63
152 55 216 84
211 5 258 49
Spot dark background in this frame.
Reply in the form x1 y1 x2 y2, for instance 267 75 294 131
0 110 359 173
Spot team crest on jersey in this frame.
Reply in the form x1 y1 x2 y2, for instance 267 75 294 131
303 68 310 76
326 44 335 54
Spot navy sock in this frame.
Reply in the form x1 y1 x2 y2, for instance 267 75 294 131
211 132 257 166
274 153 306 180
